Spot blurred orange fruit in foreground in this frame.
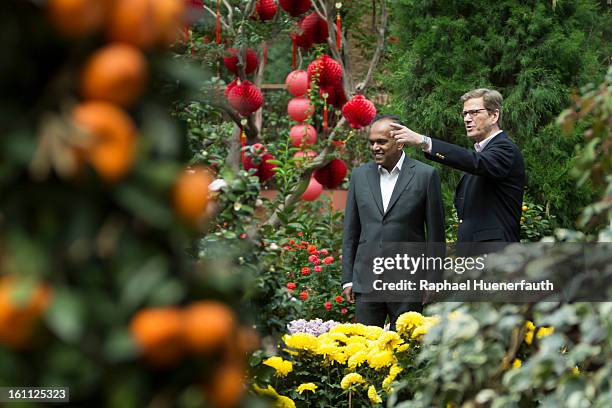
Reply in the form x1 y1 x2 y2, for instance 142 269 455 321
129 307 184 366
204 363 245 408
0 276 52 349
107 0 186 49
47 0 109 37
72 101 137 182
182 301 235 353
173 166 212 223
80 43 149 108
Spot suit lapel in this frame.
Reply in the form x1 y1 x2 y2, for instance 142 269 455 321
366 163 384 216
384 156 416 216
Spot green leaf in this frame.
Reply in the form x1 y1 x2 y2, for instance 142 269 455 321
45 289 85 343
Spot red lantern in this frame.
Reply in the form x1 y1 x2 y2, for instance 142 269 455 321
342 94 376 129
255 0 277 20
227 80 264 116
320 83 347 109
307 54 342 88
279 0 312 17
258 153 277 181
224 78 238 98
300 12 328 44
301 177 323 201
285 70 309 96
242 147 277 182
292 27 313 50
287 97 314 122
289 124 317 146
223 48 259 75
313 158 347 189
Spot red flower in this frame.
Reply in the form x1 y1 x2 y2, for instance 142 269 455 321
314 265 323 273
322 256 334 264
239 233 247 239
287 282 297 290
308 254 320 265
297 232 303 237
289 239 296 245
335 295 343 303
307 244 317 254
324 301 332 311
319 249 329 256
283 245 292 251
299 291 309 300
301 267 311 276
340 308 348 314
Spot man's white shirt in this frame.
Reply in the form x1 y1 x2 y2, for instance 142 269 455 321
343 152 406 290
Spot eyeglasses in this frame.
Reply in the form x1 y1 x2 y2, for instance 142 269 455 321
461 108 489 118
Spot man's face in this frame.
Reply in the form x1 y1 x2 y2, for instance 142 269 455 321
369 119 402 169
463 97 498 142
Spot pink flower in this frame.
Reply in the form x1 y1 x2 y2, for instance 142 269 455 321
340 308 348 314
297 232 303 237
319 249 329 256
307 245 317 254
314 265 323 273
308 255 320 265
323 256 334 264
324 301 332 311
240 233 247 239
301 267 311 276
287 282 296 290
299 291 309 300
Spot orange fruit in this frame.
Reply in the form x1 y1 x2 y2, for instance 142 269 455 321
72 101 137 182
106 0 158 49
129 307 184 366
204 363 245 408
182 301 235 354
47 0 109 37
80 43 148 108
152 0 186 46
173 166 212 223
0 276 52 349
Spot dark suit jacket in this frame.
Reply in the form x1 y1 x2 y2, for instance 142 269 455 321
342 156 445 293
425 132 525 242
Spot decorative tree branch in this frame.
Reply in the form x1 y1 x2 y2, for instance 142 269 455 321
355 0 387 92
202 4 231 31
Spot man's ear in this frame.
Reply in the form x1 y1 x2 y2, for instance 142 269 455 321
397 144 404 150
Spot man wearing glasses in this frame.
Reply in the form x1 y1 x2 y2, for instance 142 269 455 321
391 88 525 244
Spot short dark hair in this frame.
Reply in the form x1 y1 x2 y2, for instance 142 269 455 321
370 114 403 126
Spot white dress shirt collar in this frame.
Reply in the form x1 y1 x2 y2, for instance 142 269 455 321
378 151 406 175
474 130 503 152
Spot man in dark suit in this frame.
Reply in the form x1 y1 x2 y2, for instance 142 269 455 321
391 88 525 244
341 115 445 328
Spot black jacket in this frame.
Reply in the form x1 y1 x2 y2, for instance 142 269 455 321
425 132 525 242
342 156 446 292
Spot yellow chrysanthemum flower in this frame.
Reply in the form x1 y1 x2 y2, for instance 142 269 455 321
389 364 403 377
382 364 404 391
316 339 338 357
396 311 425 335
340 372 365 390
282 348 299 357
328 349 348 364
512 358 522 369
524 330 534 345
344 342 367 355
368 349 395 370
296 383 317 394
363 326 384 339
347 350 368 369
263 356 293 377
275 395 296 408
327 332 348 342
367 385 383 404
253 384 280 397
525 320 536 331
345 335 368 345
536 326 554 339
376 331 403 350
283 333 318 351
395 343 409 352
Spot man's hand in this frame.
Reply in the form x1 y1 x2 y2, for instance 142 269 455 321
342 285 355 303
389 123 423 146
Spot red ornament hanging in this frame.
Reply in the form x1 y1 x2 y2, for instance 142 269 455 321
307 54 343 88
335 2 342 49
223 48 259 75
279 0 312 17
226 80 264 116
285 70 309 96
342 94 377 129
287 97 314 122
289 124 317 146
301 177 323 201
224 78 239 98
313 158 348 189
322 92 329 131
255 0 278 21
300 12 328 44
215 0 221 44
